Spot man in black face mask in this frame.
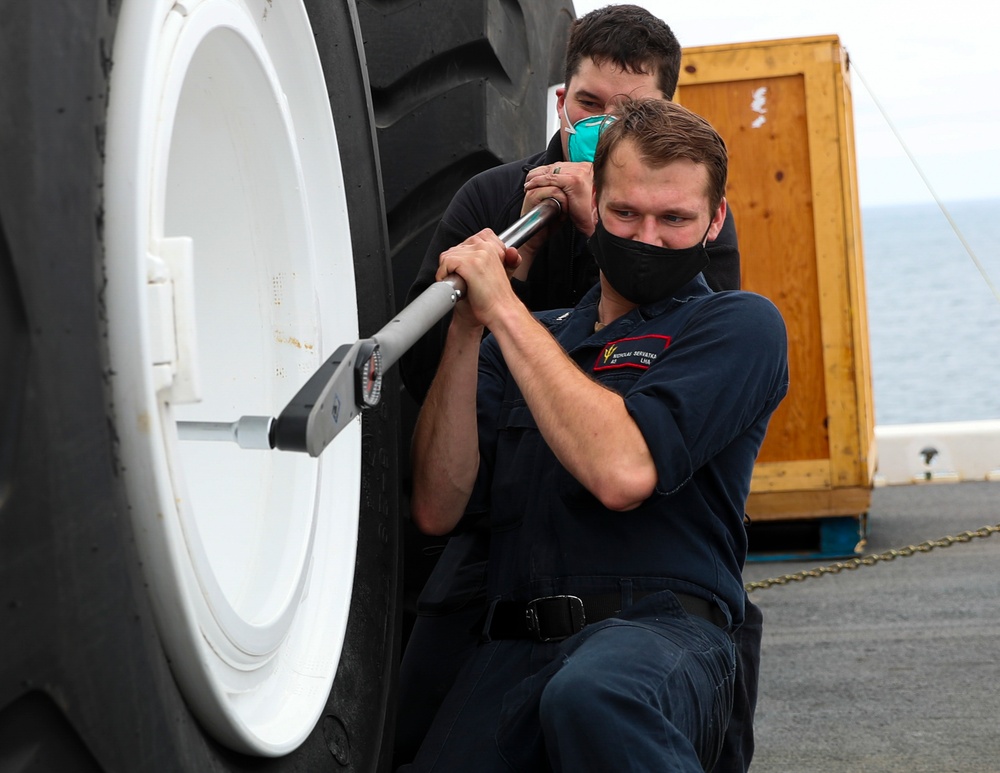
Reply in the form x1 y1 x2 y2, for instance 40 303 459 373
403 98 789 772
395 10 764 771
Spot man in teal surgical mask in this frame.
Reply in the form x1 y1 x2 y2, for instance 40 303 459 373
396 7 753 772
513 29 672 282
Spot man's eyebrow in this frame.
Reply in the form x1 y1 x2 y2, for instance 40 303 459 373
572 88 602 101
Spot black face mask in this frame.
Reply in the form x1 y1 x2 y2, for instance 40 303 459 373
589 219 711 306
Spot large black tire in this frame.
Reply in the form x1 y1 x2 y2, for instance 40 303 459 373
358 0 576 305
0 1 398 770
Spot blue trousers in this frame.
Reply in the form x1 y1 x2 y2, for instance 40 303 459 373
399 591 736 772
395 537 762 771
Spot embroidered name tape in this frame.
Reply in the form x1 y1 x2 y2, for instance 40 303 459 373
593 334 671 371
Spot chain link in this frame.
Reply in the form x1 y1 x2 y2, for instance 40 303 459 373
745 523 1000 593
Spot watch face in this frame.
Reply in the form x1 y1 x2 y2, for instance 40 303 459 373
360 346 383 407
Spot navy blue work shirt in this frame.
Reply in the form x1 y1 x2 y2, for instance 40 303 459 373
467 277 789 627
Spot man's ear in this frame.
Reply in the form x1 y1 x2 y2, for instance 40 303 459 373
555 86 567 114
706 197 727 242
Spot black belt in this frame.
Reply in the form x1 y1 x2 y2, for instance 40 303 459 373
484 591 726 643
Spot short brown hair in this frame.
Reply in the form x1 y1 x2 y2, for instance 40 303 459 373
564 5 682 99
593 99 728 212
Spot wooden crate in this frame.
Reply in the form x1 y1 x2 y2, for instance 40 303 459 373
677 35 876 522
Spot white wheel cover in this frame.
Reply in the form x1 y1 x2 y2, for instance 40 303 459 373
103 0 361 755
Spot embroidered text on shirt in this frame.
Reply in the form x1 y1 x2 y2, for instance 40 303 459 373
593 334 671 371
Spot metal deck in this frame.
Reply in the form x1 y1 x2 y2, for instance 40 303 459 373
744 479 1000 772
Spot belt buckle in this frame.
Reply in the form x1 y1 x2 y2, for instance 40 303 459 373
525 595 586 642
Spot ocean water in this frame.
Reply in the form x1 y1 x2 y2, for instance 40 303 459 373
861 197 1000 426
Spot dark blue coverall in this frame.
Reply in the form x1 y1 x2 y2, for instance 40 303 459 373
396 134 763 772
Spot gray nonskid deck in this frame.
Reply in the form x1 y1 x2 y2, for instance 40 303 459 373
744 480 1000 772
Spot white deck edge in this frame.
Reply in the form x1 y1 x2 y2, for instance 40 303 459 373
874 420 1000 486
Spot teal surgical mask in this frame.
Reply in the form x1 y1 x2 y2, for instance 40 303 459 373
563 103 617 163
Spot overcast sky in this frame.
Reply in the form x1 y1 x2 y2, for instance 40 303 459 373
571 0 1000 207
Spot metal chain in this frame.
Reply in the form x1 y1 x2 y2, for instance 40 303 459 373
745 523 1000 593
